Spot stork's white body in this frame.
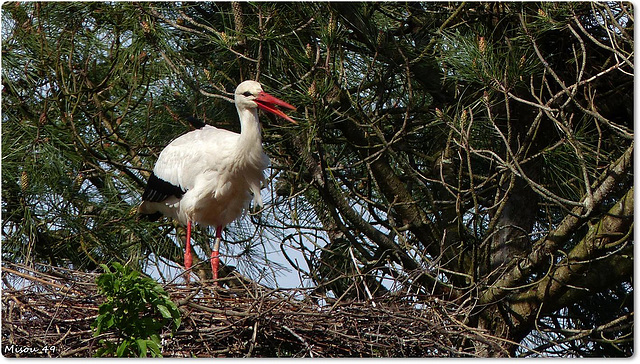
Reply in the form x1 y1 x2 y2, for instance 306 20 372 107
140 116 269 227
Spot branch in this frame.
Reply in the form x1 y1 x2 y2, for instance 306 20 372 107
479 143 633 305
509 186 633 324
533 188 632 302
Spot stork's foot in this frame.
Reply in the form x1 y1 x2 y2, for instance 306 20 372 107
211 250 220 286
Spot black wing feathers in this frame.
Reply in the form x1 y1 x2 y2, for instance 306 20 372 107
142 173 185 202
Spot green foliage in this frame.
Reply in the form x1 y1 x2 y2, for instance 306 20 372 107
91 262 181 357
440 28 539 90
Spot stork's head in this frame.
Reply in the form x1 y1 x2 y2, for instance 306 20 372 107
235 80 297 123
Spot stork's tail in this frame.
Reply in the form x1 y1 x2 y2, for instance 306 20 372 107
137 202 164 222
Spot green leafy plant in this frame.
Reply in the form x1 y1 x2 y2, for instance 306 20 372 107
91 262 181 357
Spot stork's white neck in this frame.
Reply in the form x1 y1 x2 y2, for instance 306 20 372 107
235 106 264 158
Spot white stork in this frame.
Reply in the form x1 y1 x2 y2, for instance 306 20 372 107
139 80 296 284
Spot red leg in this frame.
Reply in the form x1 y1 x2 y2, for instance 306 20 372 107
184 221 193 283
211 226 223 285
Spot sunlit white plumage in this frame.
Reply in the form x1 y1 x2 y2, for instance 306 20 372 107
139 80 296 284
143 116 269 227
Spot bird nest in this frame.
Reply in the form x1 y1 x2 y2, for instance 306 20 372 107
1 262 506 357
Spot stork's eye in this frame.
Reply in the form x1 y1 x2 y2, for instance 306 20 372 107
242 91 253 97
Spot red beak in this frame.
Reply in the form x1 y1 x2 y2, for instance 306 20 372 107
255 92 297 124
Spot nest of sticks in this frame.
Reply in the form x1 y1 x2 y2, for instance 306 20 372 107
2 262 505 357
